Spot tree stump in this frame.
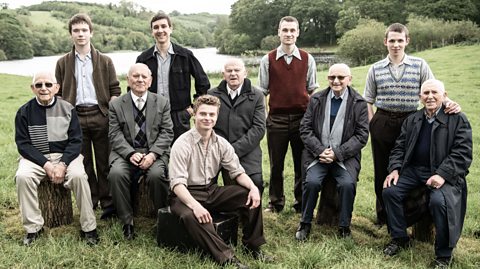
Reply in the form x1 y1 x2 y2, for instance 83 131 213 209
315 176 340 226
38 180 73 228
405 186 434 243
133 175 156 218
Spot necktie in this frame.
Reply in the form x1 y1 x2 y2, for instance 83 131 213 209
137 98 144 110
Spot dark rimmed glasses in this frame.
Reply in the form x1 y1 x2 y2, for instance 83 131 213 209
33 82 54 89
327 76 348 81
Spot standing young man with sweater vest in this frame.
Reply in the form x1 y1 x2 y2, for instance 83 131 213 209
364 23 460 226
259 16 318 213
55 14 121 219
136 12 210 142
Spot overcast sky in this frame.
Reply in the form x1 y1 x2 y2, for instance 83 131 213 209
5 0 237 14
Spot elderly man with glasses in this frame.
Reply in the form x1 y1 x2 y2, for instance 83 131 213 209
295 63 369 241
14 71 98 246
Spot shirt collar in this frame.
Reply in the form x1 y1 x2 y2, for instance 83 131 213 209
275 45 301 61
382 54 414 68
424 106 441 123
191 127 218 145
153 42 174 57
330 87 348 100
130 91 148 102
227 83 243 98
74 50 91 60
36 96 55 106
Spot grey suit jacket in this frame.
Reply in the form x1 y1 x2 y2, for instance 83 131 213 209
108 92 174 165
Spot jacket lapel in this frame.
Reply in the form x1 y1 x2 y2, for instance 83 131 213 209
121 94 136 143
145 93 157 144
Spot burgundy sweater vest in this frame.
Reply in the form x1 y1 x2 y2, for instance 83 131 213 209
268 49 309 114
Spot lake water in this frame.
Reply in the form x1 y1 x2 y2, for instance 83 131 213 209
0 47 237 76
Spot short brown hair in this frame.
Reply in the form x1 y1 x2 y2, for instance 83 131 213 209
151 12 172 28
385 23 409 39
193 95 221 114
68 13 93 33
278 16 299 29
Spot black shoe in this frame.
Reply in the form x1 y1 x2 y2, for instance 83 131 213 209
292 201 302 213
264 203 283 213
245 247 274 263
122 224 135 240
223 256 249 269
80 229 99 245
431 257 451 269
23 228 43 246
474 230 480 238
383 237 411 256
100 206 116 220
295 222 311 241
338 226 351 238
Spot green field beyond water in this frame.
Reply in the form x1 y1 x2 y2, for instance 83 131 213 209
0 45 479 268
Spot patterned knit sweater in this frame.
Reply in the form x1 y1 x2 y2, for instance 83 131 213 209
368 55 433 112
15 97 82 167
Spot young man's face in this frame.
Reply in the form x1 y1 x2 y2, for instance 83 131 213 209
151 19 172 45
70 22 92 47
278 21 299 46
384 31 409 58
194 104 218 132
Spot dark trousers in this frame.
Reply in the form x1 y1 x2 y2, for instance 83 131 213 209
382 166 452 258
300 162 356 227
171 109 191 143
108 157 169 225
221 169 264 196
370 109 412 223
266 113 304 209
170 184 266 264
76 106 112 209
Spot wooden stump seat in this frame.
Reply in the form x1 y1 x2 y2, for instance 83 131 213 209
38 180 73 228
133 175 156 218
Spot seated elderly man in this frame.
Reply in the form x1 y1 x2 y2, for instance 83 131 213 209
108 63 173 240
382 79 472 268
14 71 98 246
295 63 369 241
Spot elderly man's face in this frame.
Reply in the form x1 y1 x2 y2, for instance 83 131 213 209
223 60 247 90
328 65 351 96
31 73 59 105
128 64 152 97
420 83 445 113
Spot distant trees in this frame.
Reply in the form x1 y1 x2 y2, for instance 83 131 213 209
0 13 33 60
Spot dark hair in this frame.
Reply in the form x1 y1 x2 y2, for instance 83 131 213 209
385 23 409 39
68 13 93 33
193 95 221 113
278 16 299 29
150 12 172 28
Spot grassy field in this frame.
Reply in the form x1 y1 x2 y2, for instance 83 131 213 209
0 44 479 268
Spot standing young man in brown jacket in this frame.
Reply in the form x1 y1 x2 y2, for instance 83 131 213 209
55 13 121 218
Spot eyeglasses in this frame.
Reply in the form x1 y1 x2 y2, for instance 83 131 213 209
33 82 54 89
327 76 347 81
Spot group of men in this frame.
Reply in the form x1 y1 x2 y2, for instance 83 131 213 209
14 11 471 269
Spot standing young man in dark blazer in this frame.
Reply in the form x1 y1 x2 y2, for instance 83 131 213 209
55 13 121 218
136 12 210 142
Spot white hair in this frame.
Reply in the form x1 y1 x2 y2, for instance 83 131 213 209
421 79 445 94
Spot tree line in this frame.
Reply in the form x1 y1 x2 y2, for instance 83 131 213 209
1 0 479 66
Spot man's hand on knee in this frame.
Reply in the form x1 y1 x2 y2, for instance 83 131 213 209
193 204 212 224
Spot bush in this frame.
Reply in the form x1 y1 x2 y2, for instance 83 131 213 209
337 19 385 66
0 49 7 61
260 35 279 51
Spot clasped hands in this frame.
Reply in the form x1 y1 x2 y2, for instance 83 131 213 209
319 147 336 163
43 161 66 184
130 152 156 170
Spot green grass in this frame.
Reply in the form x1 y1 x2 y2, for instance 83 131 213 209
1 45 480 268
27 11 66 28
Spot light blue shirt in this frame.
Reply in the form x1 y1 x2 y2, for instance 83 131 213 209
74 51 97 106
154 43 174 99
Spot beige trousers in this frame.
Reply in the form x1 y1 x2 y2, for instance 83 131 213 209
15 153 96 233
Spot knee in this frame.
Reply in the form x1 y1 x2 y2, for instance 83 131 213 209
429 191 446 210
304 179 322 192
15 172 35 188
108 165 128 185
382 187 397 202
338 180 355 192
